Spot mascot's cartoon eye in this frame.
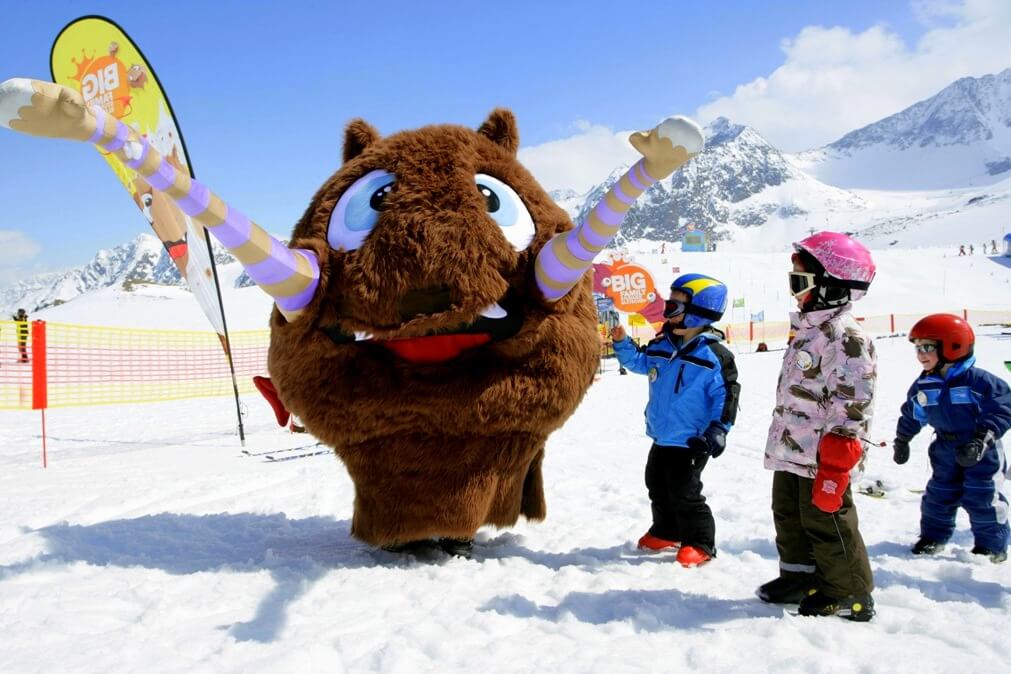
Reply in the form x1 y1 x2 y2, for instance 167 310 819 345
328 169 395 251
475 174 535 251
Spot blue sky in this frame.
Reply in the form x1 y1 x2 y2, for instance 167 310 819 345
0 0 1006 279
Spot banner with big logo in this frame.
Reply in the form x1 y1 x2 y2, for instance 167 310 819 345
50 15 246 442
50 15 229 342
592 256 665 330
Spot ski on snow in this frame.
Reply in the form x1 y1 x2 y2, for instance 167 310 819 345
263 448 332 462
241 444 329 461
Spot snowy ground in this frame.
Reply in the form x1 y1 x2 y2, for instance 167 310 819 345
1 319 1009 672
720 173 1011 253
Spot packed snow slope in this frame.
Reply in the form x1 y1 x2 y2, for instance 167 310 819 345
0 244 1009 673
0 331 1009 673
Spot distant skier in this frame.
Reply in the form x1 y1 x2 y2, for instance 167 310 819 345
11 308 28 363
757 232 877 622
959 245 966 256
611 274 739 568
892 314 1010 563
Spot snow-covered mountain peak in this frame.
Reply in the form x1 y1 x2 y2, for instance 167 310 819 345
547 188 579 202
565 115 863 248
705 116 746 144
0 232 186 314
828 67 1011 153
794 67 1011 190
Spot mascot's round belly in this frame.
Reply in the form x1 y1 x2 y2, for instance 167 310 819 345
269 278 600 544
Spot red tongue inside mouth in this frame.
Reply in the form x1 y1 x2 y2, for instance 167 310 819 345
381 333 491 364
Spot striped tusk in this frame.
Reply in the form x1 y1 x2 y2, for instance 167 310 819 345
535 116 704 302
0 78 318 321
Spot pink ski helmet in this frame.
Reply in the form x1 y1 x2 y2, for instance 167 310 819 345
793 231 875 301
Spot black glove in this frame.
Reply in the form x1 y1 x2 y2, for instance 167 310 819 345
893 437 911 465
687 423 727 458
955 429 995 468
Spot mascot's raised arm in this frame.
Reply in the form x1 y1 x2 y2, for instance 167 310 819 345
1 78 704 553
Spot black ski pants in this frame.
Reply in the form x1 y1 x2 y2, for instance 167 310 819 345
645 444 715 555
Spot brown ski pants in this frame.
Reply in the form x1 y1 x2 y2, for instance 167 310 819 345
771 470 874 598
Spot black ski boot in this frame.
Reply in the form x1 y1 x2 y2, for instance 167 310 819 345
438 538 474 558
911 538 944 555
756 575 817 604
381 539 439 554
971 545 1007 564
797 591 875 622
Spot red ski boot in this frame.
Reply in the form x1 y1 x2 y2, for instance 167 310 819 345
637 533 680 552
676 545 712 567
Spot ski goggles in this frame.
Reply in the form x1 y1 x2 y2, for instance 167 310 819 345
788 271 818 297
663 299 686 319
663 298 723 322
789 270 872 297
913 342 938 354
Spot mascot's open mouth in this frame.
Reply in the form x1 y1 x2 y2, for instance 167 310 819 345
322 289 525 364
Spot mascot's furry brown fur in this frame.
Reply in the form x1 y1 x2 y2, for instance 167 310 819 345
270 111 599 545
0 78 703 549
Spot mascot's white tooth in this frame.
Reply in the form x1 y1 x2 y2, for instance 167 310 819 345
354 331 373 341
479 303 507 319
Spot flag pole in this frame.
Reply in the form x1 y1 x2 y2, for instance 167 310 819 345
203 238 246 446
173 112 246 446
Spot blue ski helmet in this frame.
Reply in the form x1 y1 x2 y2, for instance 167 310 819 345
668 273 728 328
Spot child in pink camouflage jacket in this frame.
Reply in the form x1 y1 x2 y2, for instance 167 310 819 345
756 231 878 622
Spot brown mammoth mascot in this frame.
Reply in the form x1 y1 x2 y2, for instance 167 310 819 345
0 78 705 551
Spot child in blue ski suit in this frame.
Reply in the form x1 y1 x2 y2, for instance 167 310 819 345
893 314 1011 562
612 273 739 567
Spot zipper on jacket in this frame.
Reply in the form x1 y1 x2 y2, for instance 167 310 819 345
674 364 686 393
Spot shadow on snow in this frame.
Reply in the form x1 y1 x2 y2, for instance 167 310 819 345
3 515 1007 641
481 589 781 630
0 512 383 643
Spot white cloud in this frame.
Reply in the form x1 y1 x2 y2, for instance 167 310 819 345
0 230 42 284
518 124 639 194
517 0 1010 193
695 0 1011 151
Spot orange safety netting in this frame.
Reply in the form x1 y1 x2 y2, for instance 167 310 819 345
0 320 269 410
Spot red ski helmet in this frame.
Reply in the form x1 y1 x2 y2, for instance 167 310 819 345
908 314 974 362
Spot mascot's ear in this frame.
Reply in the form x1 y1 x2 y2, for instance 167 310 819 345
342 119 381 163
477 108 519 155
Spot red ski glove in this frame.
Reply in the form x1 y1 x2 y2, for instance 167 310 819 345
812 433 863 513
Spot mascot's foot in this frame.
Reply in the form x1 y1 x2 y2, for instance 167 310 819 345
438 538 474 558
381 538 474 558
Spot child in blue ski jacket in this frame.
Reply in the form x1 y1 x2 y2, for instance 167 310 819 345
892 314 1011 563
612 273 739 567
